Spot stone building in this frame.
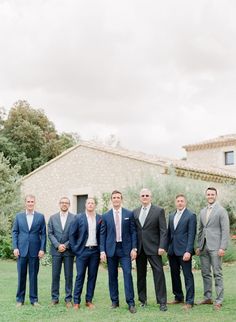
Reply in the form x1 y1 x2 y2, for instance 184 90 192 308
183 134 236 174
21 139 236 221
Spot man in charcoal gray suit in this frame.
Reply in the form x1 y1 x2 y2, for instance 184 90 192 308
48 197 75 308
196 187 230 311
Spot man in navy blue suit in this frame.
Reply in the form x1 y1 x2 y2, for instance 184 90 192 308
100 190 137 314
70 198 102 310
12 195 46 307
167 194 197 310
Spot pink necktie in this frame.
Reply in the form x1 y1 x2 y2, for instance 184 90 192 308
115 211 121 242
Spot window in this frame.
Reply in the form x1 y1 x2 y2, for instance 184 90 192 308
224 151 234 165
77 194 88 213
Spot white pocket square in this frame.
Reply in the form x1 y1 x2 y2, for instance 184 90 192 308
124 217 129 220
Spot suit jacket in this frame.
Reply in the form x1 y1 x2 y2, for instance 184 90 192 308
12 211 46 257
100 208 137 257
69 213 102 256
167 208 197 256
48 212 75 256
197 202 230 251
133 204 167 255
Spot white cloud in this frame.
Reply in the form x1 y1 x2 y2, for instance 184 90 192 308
1 0 236 158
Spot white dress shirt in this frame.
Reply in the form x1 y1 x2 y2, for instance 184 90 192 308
85 213 97 246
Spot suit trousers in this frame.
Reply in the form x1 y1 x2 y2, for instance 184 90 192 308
74 247 100 304
16 255 39 304
200 244 224 304
136 248 167 305
51 255 74 302
107 242 135 306
168 254 195 304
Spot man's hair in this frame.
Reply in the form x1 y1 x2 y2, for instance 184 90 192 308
86 197 97 205
175 193 186 199
59 196 70 204
111 190 123 199
25 194 36 201
206 187 218 194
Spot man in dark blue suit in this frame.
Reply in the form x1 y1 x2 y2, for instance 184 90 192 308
70 198 102 310
167 194 197 310
12 195 46 307
100 190 137 314
48 197 75 308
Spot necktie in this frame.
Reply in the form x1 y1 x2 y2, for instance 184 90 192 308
139 207 147 227
115 211 121 242
206 206 212 224
174 211 182 230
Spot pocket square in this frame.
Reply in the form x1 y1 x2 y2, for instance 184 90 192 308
124 217 129 220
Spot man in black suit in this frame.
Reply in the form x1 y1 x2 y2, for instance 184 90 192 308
133 188 167 311
167 194 196 310
70 198 102 310
48 197 75 308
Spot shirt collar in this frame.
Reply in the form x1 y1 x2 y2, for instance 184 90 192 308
60 211 68 216
26 211 34 216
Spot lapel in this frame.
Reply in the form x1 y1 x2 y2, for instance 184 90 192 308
23 212 29 231
56 213 63 232
30 211 38 230
95 214 100 233
135 207 142 228
170 212 175 232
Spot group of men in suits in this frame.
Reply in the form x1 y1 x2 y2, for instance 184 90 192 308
12 186 230 313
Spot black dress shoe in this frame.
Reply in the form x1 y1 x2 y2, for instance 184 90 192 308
140 301 147 308
51 300 59 305
129 305 137 313
110 303 119 309
160 304 167 311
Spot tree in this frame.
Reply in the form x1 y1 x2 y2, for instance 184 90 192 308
0 153 22 258
0 100 79 175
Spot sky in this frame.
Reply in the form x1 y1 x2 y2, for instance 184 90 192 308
1 0 236 159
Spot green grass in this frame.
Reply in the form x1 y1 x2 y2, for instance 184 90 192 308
0 260 236 322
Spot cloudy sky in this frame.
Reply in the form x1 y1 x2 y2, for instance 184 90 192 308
1 0 236 159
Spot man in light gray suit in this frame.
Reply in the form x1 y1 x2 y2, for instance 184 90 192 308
48 197 75 308
196 187 230 311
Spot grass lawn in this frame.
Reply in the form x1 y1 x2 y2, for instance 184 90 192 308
0 260 235 322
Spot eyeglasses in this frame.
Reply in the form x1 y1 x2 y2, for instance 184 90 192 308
141 195 150 197
60 202 70 204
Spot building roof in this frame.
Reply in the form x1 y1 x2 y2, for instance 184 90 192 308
183 134 236 151
22 140 236 183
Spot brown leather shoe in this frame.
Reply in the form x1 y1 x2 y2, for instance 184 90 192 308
66 301 72 309
197 299 213 305
86 302 95 309
74 304 80 310
182 304 193 310
214 303 222 311
167 299 184 304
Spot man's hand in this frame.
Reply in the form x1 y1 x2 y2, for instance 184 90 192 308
218 248 225 257
58 244 66 252
38 250 45 258
183 252 191 261
100 252 107 262
195 248 200 256
158 248 165 256
130 249 137 261
13 248 20 258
